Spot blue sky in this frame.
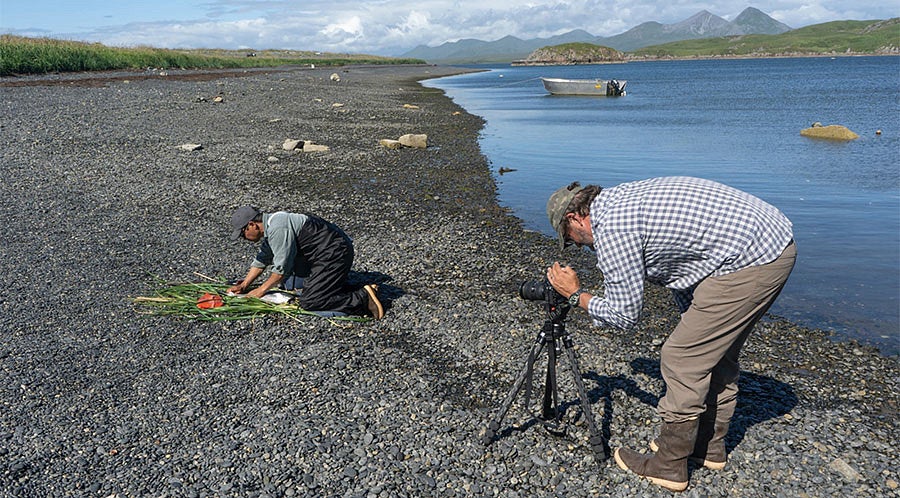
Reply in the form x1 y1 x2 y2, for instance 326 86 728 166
1 1 896 55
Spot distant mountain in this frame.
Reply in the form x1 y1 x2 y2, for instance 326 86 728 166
603 11 738 51
401 30 596 64
732 7 793 34
400 7 792 63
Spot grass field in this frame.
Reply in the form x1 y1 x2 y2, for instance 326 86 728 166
0 35 426 76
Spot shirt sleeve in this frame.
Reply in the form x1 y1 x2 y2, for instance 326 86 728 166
252 240 273 269
587 231 646 330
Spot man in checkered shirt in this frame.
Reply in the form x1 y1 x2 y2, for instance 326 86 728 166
545 176 796 492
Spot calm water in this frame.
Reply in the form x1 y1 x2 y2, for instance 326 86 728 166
424 56 900 355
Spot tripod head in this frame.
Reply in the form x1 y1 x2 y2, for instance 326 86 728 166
544 299 570 325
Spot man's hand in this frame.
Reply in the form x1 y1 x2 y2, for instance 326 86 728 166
245 287 268 299
228 268 264 295
547 261 581 298
240 272 284 300
226 280 246 295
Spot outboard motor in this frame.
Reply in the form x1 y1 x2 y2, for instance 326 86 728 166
606 79 626 96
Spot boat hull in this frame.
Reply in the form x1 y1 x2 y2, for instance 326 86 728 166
541 77 626 96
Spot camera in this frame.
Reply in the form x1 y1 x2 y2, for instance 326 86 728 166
518 279 566 305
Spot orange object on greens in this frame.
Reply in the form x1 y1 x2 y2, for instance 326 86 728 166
197 292 224 309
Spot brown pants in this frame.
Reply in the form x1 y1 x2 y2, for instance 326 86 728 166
657 241 797 422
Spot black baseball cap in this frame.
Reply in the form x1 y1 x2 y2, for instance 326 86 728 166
230 206 260 240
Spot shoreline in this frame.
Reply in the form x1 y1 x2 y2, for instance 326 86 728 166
1 64 896 496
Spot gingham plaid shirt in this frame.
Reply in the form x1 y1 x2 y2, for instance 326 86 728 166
586 177 793 330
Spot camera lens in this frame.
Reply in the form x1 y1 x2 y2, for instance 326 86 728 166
518 279 549 301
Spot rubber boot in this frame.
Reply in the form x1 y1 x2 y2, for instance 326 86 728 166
651 405 727 470
615 418 699 492
690 405 727 470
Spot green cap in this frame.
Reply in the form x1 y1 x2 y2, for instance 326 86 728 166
547 182 583 250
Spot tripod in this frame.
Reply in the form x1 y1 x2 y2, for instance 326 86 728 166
482 300 609 461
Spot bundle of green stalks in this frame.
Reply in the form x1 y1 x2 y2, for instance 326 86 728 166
132 280 369 323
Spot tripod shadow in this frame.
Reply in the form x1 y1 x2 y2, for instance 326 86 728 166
582 357 798 455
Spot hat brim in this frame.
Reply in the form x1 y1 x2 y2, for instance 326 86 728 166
231 227 244 241
556 221 568 251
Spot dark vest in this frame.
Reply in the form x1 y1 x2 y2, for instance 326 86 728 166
256 214 353 277
295 214 353 271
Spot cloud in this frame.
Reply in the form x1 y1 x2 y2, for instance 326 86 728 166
321 16 365 46
3 0 895 56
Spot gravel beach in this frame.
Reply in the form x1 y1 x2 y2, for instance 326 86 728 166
1 64 897 497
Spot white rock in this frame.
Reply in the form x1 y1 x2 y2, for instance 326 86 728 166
379 139 403 150
282 139 302 151
303 142 330 153
828 458 863 483
399 134 427 149
178 143 202 151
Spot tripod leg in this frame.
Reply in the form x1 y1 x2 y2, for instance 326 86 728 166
483 336 547 445
561 339 610 461
540 338 567 437
542 339 558 420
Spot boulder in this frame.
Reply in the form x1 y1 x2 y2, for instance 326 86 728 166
282 139 303 151
302 141 330 153
379 139 403 150
399 134 428 149
800 123 859 140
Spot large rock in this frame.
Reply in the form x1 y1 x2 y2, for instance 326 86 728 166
398 133 428 149
379 139 403 150
282 139 303 150
800 123 859 140
282 138 329 152
302 141 330 152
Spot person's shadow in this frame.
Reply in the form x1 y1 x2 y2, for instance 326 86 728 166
348 270 404 313
581 357 798 459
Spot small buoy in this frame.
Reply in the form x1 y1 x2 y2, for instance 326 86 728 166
876 129 882 135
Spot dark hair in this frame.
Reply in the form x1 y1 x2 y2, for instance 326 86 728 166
557 183 601 238
567 183 602 216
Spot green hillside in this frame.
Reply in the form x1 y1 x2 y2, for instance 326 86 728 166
631 18 899 58
518 42 625 64
0 35 425 76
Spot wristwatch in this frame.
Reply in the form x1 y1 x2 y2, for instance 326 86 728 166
568 290 583 307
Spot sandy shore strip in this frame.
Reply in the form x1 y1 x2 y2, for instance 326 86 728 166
0 64 896 496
